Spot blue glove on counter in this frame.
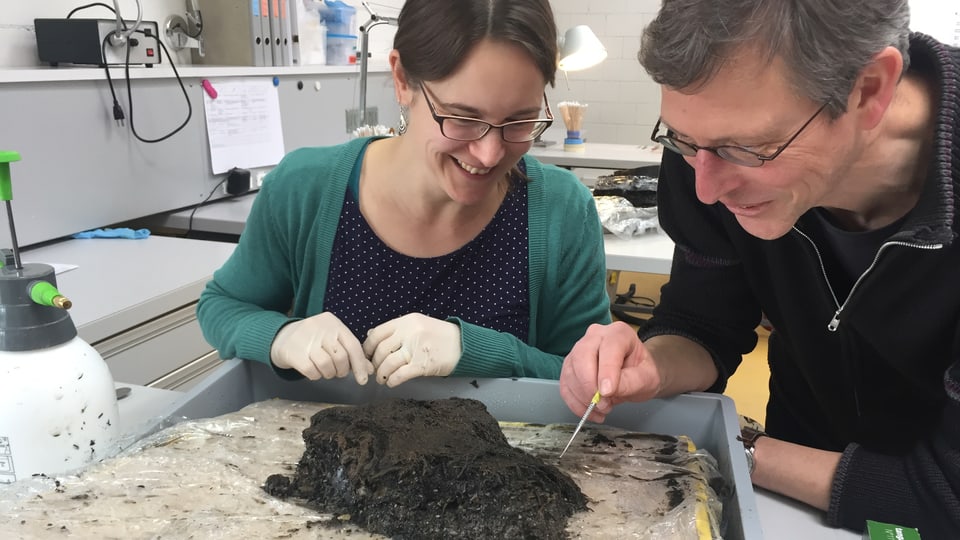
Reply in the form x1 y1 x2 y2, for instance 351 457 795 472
72 228 151 240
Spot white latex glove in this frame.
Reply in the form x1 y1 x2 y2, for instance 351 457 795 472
362 313 462 387
270 312 374 384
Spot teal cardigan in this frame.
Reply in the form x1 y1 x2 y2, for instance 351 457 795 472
197 137 611 379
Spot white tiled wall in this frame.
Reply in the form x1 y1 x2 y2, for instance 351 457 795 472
543 0 663 146
363 0 665 147
542 0 952 145
361 0 663 146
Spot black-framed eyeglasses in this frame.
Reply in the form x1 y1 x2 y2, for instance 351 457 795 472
419 84 553 143
650 103 829 167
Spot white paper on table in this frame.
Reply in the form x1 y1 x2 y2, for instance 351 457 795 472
202 78 285 175
22 261 79 275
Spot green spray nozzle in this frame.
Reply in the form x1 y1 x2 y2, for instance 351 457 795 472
0 151 22 202
29 280 73 310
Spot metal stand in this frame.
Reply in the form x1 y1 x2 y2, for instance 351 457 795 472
350 1 398 131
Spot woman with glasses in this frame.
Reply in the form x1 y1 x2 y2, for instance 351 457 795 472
197 0 610 388
560 0 960 535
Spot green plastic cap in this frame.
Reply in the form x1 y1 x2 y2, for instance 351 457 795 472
30 280 65 308
0 150 22 202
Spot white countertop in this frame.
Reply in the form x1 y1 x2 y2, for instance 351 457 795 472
154 192 677 275
22 236 237 344
604 231 674 275
155 193 259 236
527 143 662 170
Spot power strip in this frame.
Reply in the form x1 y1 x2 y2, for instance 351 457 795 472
35 18 161 67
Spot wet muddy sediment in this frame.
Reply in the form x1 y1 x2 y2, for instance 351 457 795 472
264 397 587 539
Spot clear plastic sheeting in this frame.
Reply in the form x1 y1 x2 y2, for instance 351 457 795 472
502 422 727 540
0 399 726 539
0 400 347 540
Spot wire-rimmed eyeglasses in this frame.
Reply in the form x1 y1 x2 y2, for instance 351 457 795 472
650 103 828 167
420 84 553 143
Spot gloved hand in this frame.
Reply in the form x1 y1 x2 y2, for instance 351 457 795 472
362 313 462 387
270 312 374 384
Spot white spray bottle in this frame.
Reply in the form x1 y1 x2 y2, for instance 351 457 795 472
0 150 120 483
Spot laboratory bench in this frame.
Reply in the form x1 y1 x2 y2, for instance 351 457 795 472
31 204 858 538
527 142 663 170
146 153 676 320
149 191 678 277
22 235 237 391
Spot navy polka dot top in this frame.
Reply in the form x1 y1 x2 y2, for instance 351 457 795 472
324 148 530 342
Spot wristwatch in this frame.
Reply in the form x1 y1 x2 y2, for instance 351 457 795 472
737 425 767 475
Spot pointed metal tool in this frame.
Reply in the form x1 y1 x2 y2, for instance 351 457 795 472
559 390 601 459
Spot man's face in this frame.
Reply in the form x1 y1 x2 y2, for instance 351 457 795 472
658 54 853 240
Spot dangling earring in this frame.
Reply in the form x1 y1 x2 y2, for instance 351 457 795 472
398 105 409 135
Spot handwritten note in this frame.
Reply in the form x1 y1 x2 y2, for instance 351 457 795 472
202 78 285 174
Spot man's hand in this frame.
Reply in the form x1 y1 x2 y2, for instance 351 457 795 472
559 321 663 422
270 312 374 384
363 313 461 387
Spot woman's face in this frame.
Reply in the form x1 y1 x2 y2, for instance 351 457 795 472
395 39 549 206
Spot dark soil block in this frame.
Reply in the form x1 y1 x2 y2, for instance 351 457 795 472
263 397 587 539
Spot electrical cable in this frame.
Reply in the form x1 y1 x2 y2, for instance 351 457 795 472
186 177 230 237
66 3 115 18
123 33 192 142
100 28 192 142
66 1 142 43
100 33 125 126
112 0 143 45
75 2 188 140
609 283 657 326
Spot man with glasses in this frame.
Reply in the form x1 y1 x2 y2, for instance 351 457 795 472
560 0 960 535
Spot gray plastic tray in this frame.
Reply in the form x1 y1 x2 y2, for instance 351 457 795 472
165 359 763 539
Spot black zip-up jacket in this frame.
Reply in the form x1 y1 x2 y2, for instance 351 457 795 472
639 33 960 536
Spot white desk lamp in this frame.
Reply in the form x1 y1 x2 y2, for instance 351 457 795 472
534 25 607 147
558 25 608 72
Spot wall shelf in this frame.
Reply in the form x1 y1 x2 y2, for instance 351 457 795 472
0 63 391 84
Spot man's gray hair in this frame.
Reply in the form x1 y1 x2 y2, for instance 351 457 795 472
639 0 911 118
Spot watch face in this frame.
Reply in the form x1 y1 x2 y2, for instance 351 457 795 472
744 446 756 474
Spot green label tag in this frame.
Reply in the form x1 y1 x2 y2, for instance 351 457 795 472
863 520 922 540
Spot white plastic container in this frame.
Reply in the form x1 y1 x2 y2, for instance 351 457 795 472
326 33 357 65
0 337 120 482
296 1 327 65
318 0 356 36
